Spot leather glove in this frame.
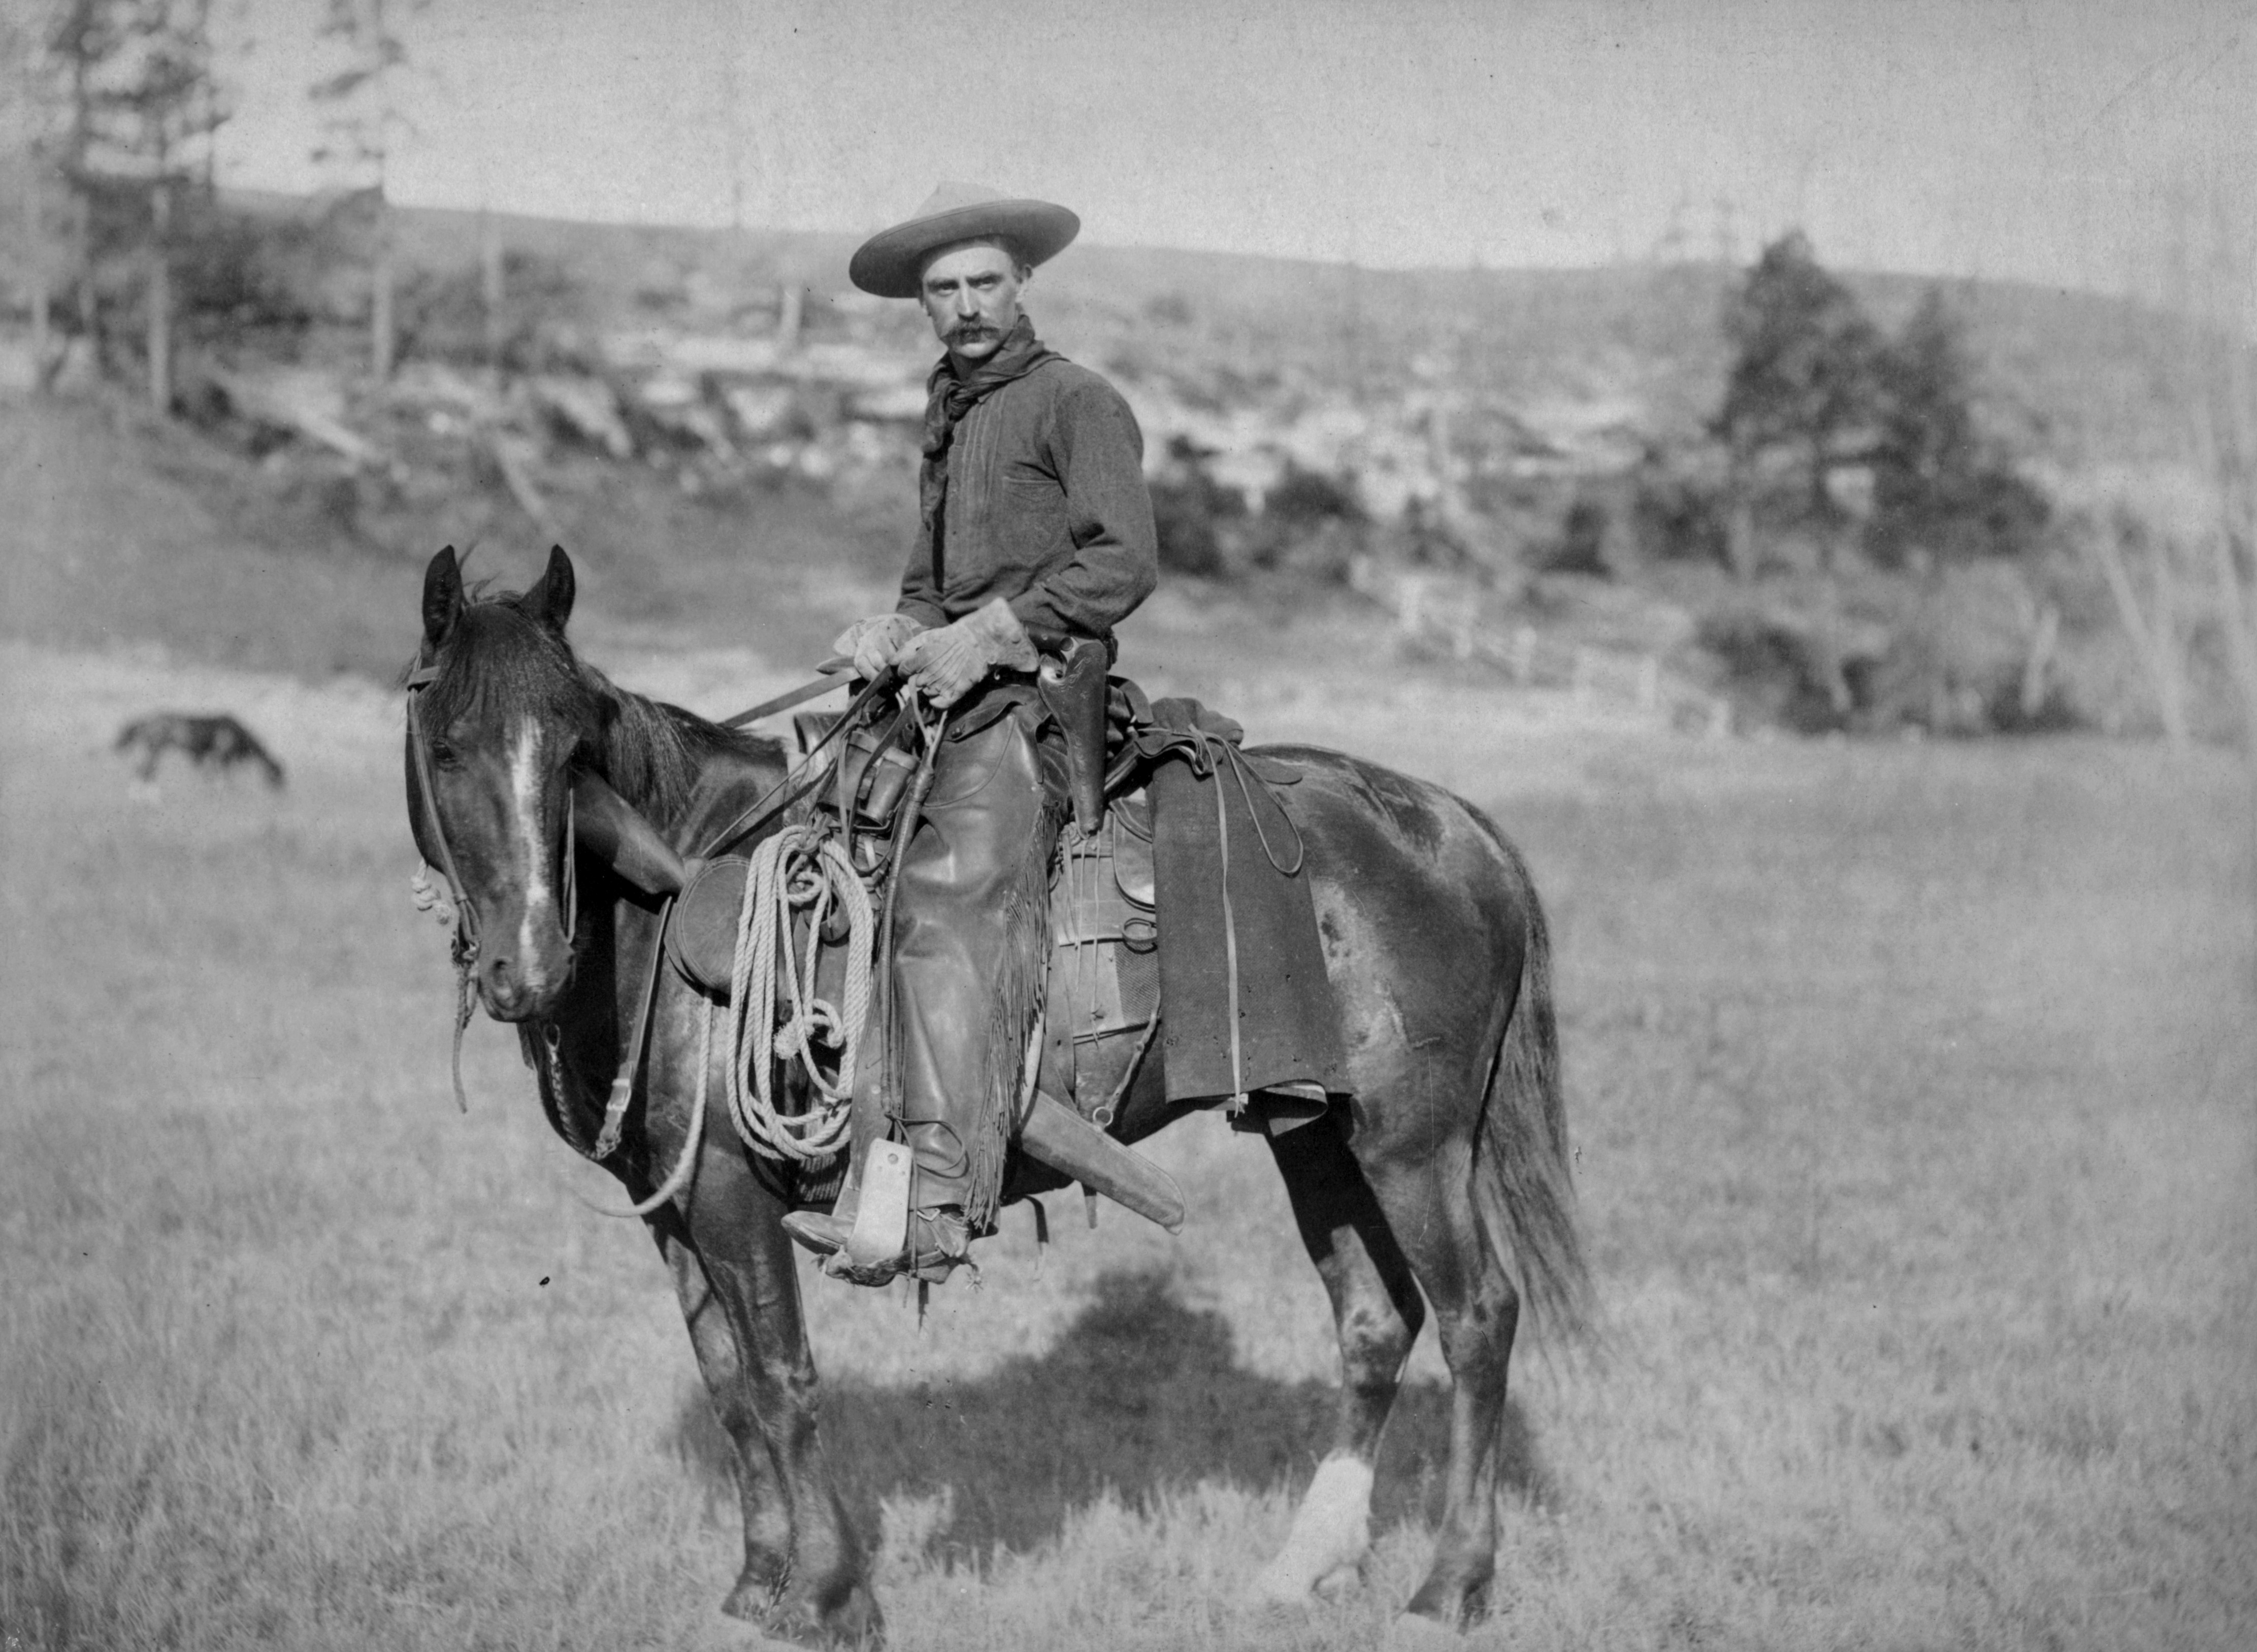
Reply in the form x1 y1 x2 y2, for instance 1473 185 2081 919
831 612 925 681
894 597 1039 709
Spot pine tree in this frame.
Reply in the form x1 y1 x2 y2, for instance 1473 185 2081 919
43 0 228 411
1715 231 1881 571
311 0 427 381
1867 287 2046 567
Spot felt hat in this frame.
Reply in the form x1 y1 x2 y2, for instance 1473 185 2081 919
848 182 1080 299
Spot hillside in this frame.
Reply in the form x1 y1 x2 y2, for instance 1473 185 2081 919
239 190 2199 466
5 190 2236 738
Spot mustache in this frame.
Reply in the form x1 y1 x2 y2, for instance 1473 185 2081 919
945 321 999 340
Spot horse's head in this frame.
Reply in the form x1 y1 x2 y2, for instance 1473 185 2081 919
407 544 597 1022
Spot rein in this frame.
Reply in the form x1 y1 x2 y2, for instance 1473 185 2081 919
406 661 482 1113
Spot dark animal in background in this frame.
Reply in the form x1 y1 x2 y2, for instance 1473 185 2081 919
115 713 286 788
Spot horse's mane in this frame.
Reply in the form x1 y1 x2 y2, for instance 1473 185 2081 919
414 590 781 822
582 662 778 821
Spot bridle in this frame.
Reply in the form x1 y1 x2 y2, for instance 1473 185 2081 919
404 662 477 965
405 657 581 1111
405 659 485 1112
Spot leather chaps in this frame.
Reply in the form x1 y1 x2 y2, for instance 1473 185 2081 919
857 682 1068 1228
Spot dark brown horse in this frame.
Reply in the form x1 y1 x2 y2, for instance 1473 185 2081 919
403 545 1588 1646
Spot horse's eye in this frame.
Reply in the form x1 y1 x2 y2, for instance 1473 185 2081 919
429 739 460 770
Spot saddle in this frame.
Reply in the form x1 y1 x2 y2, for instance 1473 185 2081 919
628 662 1347 1232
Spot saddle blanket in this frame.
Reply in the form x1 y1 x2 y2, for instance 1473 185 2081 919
1137 698 1349 1104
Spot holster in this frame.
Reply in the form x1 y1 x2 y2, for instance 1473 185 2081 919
1037 635 1112 837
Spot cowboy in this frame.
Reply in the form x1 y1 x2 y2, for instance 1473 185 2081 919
783 183 1158 1285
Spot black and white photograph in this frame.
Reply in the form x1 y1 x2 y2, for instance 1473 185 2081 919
2 2 2251 1647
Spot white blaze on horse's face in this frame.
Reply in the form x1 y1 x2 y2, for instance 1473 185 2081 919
447 705 573 1024
509 717 558 991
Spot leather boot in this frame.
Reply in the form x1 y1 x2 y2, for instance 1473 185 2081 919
782 1171 972 1284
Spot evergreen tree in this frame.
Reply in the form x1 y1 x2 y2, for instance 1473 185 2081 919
1867 287 2046 566
311 0 427 380
1716 231 1882 528
41 0 228 410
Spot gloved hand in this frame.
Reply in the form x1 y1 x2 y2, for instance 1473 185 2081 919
831 611 925 681
894 597 1039 709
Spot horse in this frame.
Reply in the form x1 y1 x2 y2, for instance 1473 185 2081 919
116 711 286 787
402 544 1589 1646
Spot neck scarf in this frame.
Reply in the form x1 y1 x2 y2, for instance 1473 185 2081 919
920 314 1058 580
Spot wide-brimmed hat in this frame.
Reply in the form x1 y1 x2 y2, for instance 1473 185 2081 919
848 182 1080 299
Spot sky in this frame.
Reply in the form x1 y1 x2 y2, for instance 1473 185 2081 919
206 0 2255 307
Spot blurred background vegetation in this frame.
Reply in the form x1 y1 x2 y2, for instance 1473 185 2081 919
4 0 2253 761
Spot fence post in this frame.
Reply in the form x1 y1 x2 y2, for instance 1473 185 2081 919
1513 625 1536 682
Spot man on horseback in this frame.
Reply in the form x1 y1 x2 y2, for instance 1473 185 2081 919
782 183 1158 1286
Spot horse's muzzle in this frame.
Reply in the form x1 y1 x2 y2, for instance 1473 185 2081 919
477 937 569 1022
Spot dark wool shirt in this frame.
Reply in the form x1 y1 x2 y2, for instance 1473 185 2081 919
896 357 1159 640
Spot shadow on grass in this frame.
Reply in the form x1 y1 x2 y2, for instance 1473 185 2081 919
670 1267 1550 1566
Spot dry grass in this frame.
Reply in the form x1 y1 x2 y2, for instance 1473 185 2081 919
3 641 2252 1651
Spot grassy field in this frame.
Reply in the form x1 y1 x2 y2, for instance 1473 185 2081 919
3 638 2252 1651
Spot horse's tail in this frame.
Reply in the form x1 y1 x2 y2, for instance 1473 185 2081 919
1469 831 1593 1348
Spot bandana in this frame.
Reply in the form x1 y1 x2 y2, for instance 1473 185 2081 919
920 314 1058 586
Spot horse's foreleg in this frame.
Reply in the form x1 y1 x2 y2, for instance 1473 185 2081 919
1248 1115 1425 1608
649 1216 796 1614
1364 1141 1521 1632
680 1160 881 1650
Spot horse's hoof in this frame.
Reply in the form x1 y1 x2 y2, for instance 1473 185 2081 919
684 1617 825 1652
755 1590 885 1651
720 1579 781 1623
1382 1610 1465 1649
1246 1554 1367 1610
1244 1567 1315 1611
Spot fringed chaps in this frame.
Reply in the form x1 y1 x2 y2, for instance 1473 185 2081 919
964 786 1065 1224
860 689 1066 1231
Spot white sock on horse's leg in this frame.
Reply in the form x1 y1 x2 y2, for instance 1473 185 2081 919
1246 1452 1375 1606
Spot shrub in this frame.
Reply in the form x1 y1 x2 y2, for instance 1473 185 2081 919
173 204 317 335
1534 498 1613 577
1265 462 1361 526
1147 438 1246 577
1632 450 1732 568
1149 474 1228 576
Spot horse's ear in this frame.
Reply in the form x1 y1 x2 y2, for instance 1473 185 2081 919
525 544 576 635
421 545 462 651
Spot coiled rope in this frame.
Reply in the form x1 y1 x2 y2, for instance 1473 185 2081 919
723 822 874 1163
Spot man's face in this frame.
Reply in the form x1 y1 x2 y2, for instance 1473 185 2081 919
919 241 1026 367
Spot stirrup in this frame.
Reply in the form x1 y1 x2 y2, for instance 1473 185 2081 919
796 1206 972 1288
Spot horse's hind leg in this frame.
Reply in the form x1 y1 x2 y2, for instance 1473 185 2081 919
1248 1116 1425 1607
1362 1139 1521 1631
650 1217 796 1614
